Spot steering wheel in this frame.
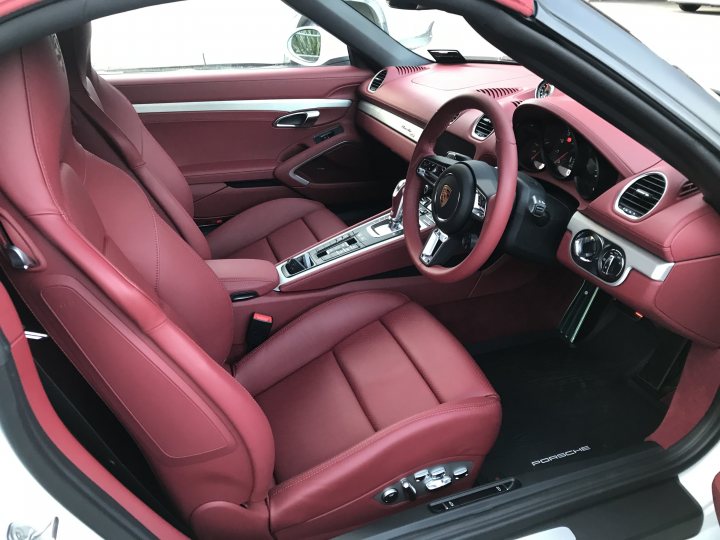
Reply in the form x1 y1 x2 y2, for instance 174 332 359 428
403 93 518 282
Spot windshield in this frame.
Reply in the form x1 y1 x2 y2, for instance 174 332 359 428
343 0 510 63
350 0 720 91
591 2 720 91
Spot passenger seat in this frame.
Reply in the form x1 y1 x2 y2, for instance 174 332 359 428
57 24 346 263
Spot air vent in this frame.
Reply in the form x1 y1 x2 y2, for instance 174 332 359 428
472 115 494 140
512 100 523 108
368 69 387 92
395 65 427 76
678 180 699 198
477 87 520 99
616 173 667 219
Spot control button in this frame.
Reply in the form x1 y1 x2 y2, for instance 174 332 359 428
401 479 417 501
452 466 469 479
429 466 446 478
414 469 429 482
598 246 625 281
381 487 399 504
528 194 547 218
424 475 452 491
572 230 603 263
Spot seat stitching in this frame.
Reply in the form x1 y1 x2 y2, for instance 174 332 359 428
301 215 318 242
264 236 280 262
240 291 410 365
379 317 441 404
271 399 500 495
332 349 379 432
253 313 402 396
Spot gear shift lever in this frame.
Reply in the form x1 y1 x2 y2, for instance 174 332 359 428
389 179 406 229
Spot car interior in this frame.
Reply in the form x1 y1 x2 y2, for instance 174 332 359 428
0 1 718 539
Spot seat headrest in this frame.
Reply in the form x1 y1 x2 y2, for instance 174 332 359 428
0 35 73 218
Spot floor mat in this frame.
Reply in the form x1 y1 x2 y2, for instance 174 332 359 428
474 309 672 481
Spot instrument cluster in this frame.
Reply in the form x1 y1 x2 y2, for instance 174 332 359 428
515 118 617 200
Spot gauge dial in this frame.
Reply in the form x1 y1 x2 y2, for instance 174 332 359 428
542 124 578 180
535 80 555 99
519 139 545 172
576 153 601 199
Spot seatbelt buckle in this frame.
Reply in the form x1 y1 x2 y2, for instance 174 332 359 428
246 313 273 352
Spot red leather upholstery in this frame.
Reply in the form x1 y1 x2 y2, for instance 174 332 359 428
206 258 279 297
58 24 345 264
206 198 345 262
0 37 501 539
236 291 501 538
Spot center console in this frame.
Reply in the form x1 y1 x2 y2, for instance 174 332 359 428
278 194 435 287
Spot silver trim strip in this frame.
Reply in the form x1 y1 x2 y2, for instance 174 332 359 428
614 172 668 221
567 212 674 286
133 98 352 114
358 100 423 143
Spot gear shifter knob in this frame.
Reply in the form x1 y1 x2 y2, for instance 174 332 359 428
390 179 406 224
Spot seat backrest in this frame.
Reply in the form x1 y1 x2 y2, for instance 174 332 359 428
58 24 212 260
0 36 274 537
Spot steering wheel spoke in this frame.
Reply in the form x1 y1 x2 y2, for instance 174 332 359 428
420 228 462 266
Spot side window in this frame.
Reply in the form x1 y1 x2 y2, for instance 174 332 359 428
91 0 349 75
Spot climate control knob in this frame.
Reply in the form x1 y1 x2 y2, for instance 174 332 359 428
597 247 626 281
572 230 603 263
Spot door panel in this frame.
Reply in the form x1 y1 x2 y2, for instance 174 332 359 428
110 67 402 219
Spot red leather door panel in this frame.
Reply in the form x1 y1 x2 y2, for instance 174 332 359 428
110 67 397 220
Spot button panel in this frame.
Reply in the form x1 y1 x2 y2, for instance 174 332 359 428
375 461 472 505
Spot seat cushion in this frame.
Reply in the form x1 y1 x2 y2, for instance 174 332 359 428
235 291 501 538
206 198 346 263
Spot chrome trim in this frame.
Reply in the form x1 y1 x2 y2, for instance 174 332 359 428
276 209 433 289
273 110 320 128
358 101 423 143
614 172 668 221
367 69 388 93
470 114 493 141
567 213 674 286
133 98 352 114
24 331 48 341
420 228 448 265
535 80 555 99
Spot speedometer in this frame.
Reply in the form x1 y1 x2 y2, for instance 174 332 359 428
542 124 578 180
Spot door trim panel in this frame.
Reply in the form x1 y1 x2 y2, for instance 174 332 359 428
133 98 352 114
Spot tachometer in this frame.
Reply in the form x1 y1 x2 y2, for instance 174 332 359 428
519 138 545 172
542 124 578 180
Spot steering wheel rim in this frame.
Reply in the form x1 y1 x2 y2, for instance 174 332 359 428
403 93 518 283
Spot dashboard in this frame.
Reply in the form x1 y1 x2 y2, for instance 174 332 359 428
515 114 617 201
355 62 720 347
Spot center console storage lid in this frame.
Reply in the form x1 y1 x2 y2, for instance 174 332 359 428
206 259 279 297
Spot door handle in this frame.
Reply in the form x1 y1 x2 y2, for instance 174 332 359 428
273 110 320 128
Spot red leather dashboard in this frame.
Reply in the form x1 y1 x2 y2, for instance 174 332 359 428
357 63 720 346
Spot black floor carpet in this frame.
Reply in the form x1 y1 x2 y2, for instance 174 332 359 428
474 310 672 482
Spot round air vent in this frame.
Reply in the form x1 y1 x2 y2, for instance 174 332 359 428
368 69 388 93
616 172 667 219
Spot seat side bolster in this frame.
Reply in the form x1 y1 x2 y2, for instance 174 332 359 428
269 396 501 537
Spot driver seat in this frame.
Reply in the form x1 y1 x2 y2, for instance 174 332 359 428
0 37 501 539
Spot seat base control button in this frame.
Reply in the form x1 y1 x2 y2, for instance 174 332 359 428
452 465 469 479
401 479 417 501
381 487 399 504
